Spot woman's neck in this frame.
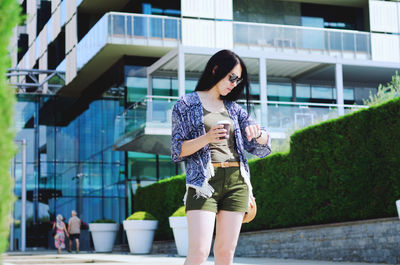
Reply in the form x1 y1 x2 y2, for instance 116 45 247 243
198 88 221 101
197 90 225 112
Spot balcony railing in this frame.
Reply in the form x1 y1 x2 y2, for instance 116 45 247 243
76 12 373 72
114 96 368 147
108 12 181 41
77 12 181 70
233 22 371 59
238 100 368 134
114 96 177 147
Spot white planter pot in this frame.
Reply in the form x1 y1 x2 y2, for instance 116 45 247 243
123 220 158 254
169 216 188 256
396 200 400 219
88 223 119 253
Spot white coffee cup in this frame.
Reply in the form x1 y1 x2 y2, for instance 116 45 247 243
216 120 231 139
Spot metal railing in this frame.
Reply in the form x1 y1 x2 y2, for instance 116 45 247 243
114 96 177 146
114 95 368 145
7 68 65 95
76 12 373 72
233 22 371 58
77 13 181 70
108 12 181 40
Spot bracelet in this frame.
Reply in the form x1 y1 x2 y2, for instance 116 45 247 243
254 130 263 140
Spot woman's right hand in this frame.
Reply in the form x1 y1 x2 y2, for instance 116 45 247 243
179 124 227 158
206 124 227 143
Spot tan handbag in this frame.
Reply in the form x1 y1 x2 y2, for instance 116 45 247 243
242 196 257 223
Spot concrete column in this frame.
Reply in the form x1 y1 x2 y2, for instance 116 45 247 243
26 0 37 46
39 52 48 93
259 57 268 126
335 63 344 115
291 80 297 102
147 72 153 96
20 140 27 252
178 45 185 97
65 0 77 84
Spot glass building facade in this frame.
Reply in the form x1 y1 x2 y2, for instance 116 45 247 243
12 93 125 247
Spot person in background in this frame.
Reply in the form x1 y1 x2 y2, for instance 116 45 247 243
53 214 69 254
68 210 81 253
171 49 271 265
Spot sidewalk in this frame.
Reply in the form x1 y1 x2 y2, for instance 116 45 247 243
2 251 388 265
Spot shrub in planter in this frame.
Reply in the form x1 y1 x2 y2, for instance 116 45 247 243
89 219 119 252
123 211 158 254
169 206 188 256
91 219 116 223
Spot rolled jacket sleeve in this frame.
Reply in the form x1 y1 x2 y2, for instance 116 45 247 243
236 104 271 158
171 101 187 162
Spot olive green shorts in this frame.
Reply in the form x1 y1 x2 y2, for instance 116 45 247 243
186 167 249 213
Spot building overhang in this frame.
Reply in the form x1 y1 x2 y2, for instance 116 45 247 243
113 124 171 155
148 46 400 84
279 0 367 8
58 44 172 97
78 0 131 13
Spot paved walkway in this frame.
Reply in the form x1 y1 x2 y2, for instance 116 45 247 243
2 252 387 265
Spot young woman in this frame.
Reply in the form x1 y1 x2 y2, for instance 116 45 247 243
53 214 69 254
171 50 271 265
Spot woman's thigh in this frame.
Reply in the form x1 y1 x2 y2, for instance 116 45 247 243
214 210 244 251
186 210 216 252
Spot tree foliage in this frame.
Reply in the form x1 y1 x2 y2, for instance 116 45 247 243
0 0 21 257
364 72 400 106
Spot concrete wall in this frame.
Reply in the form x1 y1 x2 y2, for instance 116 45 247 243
369 0 400 62
236 217 400 264
153 217 400 264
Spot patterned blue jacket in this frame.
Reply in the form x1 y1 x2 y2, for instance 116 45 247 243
171 92 271 202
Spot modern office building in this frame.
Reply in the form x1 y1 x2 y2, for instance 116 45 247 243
8 0 400 249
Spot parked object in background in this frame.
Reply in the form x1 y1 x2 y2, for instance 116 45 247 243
89 219 119 253
169 206 188 256
396 200 400 219
123 211 158 254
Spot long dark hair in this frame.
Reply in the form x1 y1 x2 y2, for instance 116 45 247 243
195 50 250 112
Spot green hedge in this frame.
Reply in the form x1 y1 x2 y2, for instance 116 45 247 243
134 98 400 239
0 0 21 257
134 175 185 239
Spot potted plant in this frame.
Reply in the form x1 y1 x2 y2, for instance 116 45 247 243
88 219 119 252
169 206 188 256
123 211 158 254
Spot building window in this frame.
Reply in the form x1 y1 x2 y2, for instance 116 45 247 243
295 84 310 102
311 85 333 100
152 77 178 97
267 83 292 101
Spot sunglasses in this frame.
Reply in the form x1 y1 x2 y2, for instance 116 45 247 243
228 73 243 85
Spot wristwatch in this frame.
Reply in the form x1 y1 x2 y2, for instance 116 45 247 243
255 130 263 140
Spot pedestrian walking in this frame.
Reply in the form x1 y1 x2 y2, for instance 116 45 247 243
171 49 271 265
53 214 69 254
68 210 81 253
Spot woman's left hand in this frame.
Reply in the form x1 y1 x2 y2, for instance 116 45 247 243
245 124 261 141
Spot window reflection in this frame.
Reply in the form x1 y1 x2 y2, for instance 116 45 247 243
152 77 178 97
267 83 292 101
12 94 125 248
